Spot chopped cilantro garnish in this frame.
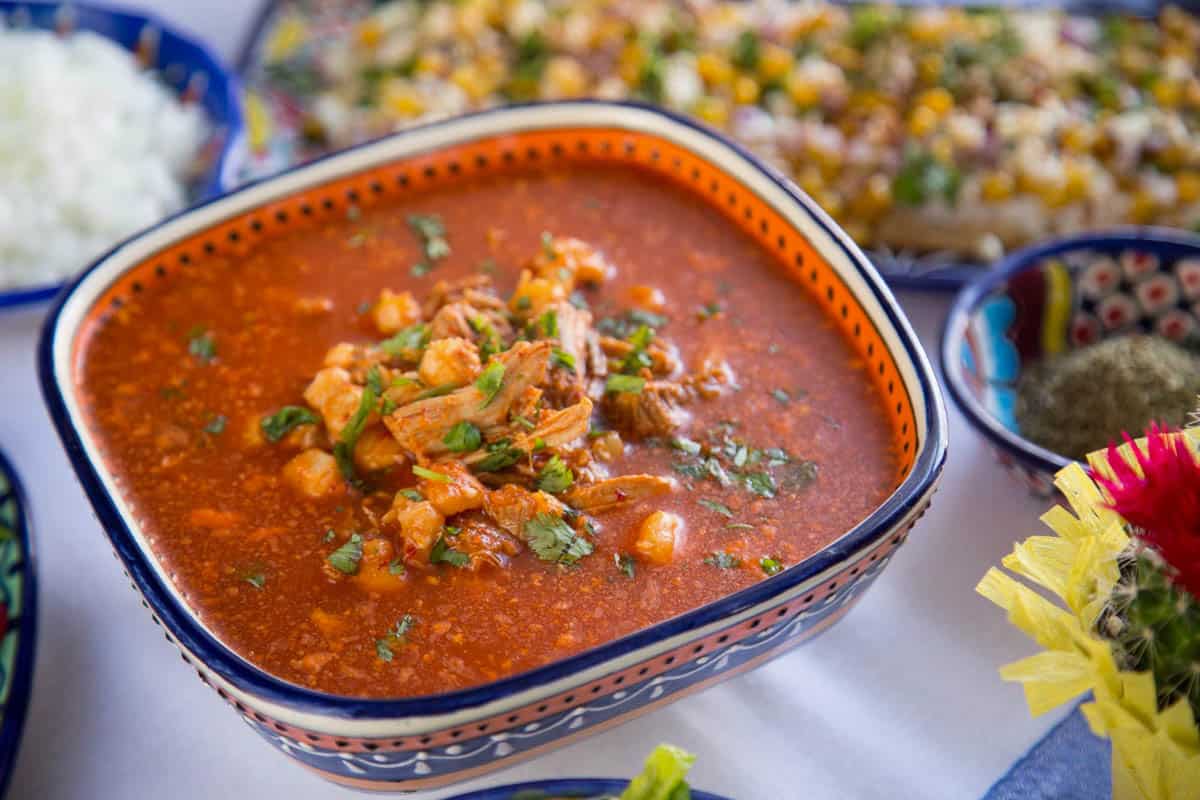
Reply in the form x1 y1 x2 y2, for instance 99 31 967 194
605 374 645 394
375 614 418 662
698 498 733 518
417 383 459 400
388 559 406 576
538 309 558 338
475 361 506 408
399 488 423 502
740 471 778 499
704 551 742 569
323 529 336 543
894 150 962 207
568 290 590 310
203 415 227 435
469 316 502 361
525 513 593 565
411 261 433 277
376 639 395 662
697 302 723 320
671 437 702 456
540 231 556 257
551 347 576 371
187 329 216 363
244 571 266 589
365 366 384 396
536 455 574 494
760 556 784 576
615 553 636 579
597 309 667 338
413 465 452 483
771 389 791 405
731 30 760 70
473 440 524 472
511 413 536 430
261 406 320 442
381 397 397 415
334 385 377 484
380 323 430 357
407 214 450 266
328 533 363 575
356 300 372 314
443 421 483 453
516 295 532 311
430 535 470 567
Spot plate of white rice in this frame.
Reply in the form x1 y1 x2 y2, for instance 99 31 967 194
0 3 242 308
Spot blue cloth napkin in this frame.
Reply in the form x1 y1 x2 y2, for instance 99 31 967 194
983 704 1111 800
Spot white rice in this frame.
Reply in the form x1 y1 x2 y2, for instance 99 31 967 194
0 29 209 291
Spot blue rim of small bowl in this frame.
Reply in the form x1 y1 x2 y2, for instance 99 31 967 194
38 99 947 721
0 0 245 311
941 226 1200 476
442 778 731 800
0 449 38 799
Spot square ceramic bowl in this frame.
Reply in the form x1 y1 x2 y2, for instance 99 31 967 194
941 228 1200 497
39 101 946 791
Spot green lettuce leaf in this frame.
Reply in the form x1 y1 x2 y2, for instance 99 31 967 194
619 744 696 800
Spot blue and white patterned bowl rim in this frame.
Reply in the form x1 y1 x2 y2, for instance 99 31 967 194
443 777 731 800
941 226 1200 476
0 449 37 799
38 100 947 736
0 0 245 310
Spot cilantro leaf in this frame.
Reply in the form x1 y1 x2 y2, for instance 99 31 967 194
535 455 574 494
615 553 636 579
605 374 645 394
525 513 593 565
328 533 363 575
244 572 266 589
334 384 377 484
203 414 227 435
475 361 506 408
412 465 452 483
188 329 217 363
365 366 384 396
771 388 791 405
399 488 423 502
388 559 406 576
443 421 482 453
760 556 784 576
551 347 576 371
430 535 470 567
473 441 524 472
698 498 733 518
380 323 430 357
704 551 742 569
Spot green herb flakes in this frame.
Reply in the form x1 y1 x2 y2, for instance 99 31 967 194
407 213 450 268
430 535 470 568
475 361 506 407
334 383 377 485
380 323 430 357
704 551 742 569
551 347 577 371
760 556 784 576
605 374 645 394
261 406 320 442
187 328 216 363
473 440 525 472
413 465 452 483
388 559 406 576
203 415 227 435
536 455 574 494
525 513 594 565
443 421 483 453
399 488 424 502
244 572 266 590
328 533 363 575
615 553 636 579
698 498 733 518
376 614 418 662
771 389 791 405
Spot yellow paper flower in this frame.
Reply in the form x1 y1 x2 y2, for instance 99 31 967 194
978 446 1200 800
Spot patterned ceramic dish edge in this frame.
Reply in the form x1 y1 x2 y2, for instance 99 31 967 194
442 778 731 800
941 227 1200 496
0 0 245 310
38 101 946 791
0 450 37 798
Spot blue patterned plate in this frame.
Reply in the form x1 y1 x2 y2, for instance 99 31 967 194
0 1 244 310
0 450 36 797
444 779 731 800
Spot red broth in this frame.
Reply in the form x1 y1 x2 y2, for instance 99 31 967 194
78 163 899 698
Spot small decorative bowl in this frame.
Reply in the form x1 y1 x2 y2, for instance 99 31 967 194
0 450 37 798
39 101 946 791
0 0 244 309
444 778 731 800
941 228 1200 496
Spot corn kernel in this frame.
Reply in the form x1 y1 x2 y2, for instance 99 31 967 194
542 56 588 98
850 173 893 220
618 42 646 86
786 72 821 108
451 64 493 102
692 95 730 127
592 18 628 48
1063 162 1091 201
1130 188 1158 223
795 164 825 196
380 80 425 118
1177 171 1200 203
918 53 943 85
813 189 844 219
454 2 489 37
733 74 760 105
1151 78 1183 108
826 43 861 71
980 171 1014 202
841 221 871 245
415 51 448 77
356 19 383 48
1061 125 1094 154
929 135 954 165
916 87 954 116
757 43 793 82
697 52 735 87
907 106 939 138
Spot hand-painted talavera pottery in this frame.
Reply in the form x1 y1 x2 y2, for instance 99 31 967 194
0 450 36 797
942 228 1200 496
0 0 243 310
38 101 946 791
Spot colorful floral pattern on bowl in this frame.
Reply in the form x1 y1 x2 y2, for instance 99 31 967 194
0 1 244 310
443 778 731 800
942 228 1200 497
39 101 946 791
0 450 37 798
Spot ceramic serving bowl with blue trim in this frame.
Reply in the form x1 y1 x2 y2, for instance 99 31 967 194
38 101 946 791
0 450 37 798
0 0 244 310
942 228 1200 496
444 778 731 800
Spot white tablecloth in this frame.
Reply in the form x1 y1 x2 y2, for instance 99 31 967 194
2 5 1065 797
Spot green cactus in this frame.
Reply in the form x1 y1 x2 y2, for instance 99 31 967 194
1098 547 1200 719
